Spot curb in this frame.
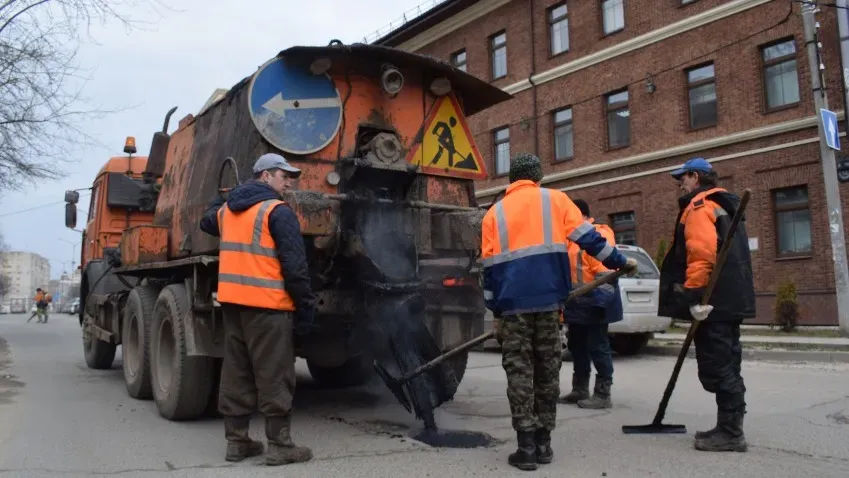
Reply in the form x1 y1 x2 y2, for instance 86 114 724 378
643 345 849 363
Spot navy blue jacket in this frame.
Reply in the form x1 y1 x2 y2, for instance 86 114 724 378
199 181 316 326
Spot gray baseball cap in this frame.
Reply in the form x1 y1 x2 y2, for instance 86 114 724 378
253 153 301 177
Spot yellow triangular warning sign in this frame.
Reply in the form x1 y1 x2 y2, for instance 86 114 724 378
406 94 488 180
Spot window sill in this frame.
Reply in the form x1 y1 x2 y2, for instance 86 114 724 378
606 143 630 152
552 156 574 163
764 102 801 115
549 49 569 60
687 122 717 133
774 255 812 262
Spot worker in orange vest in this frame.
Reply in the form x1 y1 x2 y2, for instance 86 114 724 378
27 288 52 323
482 153 637 470
200 153 315 466
558 199 623 409
659 158 755 452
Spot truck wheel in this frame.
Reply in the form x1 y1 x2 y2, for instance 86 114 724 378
83 319 117 370
445 350 468 385
122 285 158 399
610 333 651 356
307 354 373 388
150 284 214 421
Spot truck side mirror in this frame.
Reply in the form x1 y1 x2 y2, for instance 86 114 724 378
65 203 77 229
65 190 79 204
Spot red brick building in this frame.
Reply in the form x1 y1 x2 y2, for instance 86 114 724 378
373 0 849 325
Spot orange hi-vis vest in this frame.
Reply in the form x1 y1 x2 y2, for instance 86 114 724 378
216 199 295 311
569 219 616 286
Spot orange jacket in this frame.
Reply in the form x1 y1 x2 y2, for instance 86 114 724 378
679 189 723 289
34 291 51 303
216 199 295 311
481 180 627 315
569 219 615 286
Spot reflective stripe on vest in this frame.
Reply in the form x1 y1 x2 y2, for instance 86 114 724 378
482 189 570 267
216 199 294 311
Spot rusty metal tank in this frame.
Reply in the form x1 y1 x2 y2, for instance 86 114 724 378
142 42 513 424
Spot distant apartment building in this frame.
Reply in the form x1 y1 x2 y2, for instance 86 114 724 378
371 0 849 325
0 251 51 300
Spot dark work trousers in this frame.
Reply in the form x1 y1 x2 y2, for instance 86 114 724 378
568 323 613 381
693 320 746 414
218 304 296 419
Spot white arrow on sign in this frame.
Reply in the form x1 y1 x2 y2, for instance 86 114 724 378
830 117 836 141
262 92 341 119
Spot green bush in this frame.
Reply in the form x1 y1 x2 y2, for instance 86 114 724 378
773 278 800 332
654 238 668 269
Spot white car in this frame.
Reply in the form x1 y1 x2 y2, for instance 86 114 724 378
483 244 671 357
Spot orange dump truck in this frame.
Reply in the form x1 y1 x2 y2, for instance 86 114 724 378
63 43 512 423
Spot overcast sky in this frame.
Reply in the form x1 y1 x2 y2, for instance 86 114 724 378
0 0 432 282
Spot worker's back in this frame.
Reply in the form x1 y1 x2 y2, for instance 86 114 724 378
563 222 622 325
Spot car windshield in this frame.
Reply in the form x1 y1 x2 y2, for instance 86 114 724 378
618 249 660 279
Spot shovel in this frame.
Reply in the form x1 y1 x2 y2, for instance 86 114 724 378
621 188 751 435
375 266 632 413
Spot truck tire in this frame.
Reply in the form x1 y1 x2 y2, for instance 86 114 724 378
83 320 117 370
149 284 214 421
610 333 651 356
307 354 373 388
122 285 158 399
445 350 468 386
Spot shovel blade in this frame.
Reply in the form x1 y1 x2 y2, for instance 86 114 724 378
373 360 413 413
621 423 687 434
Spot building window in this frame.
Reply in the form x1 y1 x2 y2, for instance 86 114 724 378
549 3 569 56
762 39 800 110
491 31 507 80
553 107 574 160
493 127 511 175
773 186 811 257
610 211 636 245
451 49 467 72
602 0 625 35
605 89 630 149
686 63 717 129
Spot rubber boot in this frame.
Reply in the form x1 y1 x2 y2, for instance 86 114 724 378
533 428 553 464
224 416 264 462
577 377 612 409
265 415 313 466
558 374 590 404
694 411 748 452
508 430 538 471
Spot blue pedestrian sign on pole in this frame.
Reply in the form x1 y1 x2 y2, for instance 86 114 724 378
821 108 841 151
248 56 343 155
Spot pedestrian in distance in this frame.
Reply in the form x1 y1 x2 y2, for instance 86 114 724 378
200 152 316 466
658 157 756 452
558 199 623 409
481 153 638 471
27 288 52 324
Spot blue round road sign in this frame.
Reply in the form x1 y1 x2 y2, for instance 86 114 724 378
248 56 342 155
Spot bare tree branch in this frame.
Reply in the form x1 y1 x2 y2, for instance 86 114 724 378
0 0 173 192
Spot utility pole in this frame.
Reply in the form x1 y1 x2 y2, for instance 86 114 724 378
802 3 849 337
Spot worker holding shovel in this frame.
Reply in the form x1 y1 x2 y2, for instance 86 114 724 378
481 153 638 471
658 158 756 452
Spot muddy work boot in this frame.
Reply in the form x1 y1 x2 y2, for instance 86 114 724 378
533 428 553 464
508 430 538 471
265 416 313 466
577 377 612 409
224 416 264 462
558 375 590 404
694 411 748 452
695 412 720 440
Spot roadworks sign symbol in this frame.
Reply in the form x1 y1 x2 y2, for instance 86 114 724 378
406 94 488 180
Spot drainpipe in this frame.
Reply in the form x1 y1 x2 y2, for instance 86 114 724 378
528 0 539 156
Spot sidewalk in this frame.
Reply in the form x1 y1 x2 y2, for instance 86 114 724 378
656 333 849 347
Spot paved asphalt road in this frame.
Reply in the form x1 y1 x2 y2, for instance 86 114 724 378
2 312 849 477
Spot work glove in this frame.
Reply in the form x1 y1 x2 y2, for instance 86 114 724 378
623 257 639 277
689 304 713 321
493 316 503 345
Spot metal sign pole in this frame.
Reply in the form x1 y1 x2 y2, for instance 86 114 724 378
803 3 849 337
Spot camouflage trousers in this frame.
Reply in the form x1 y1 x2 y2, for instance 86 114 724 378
500 310 562 432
